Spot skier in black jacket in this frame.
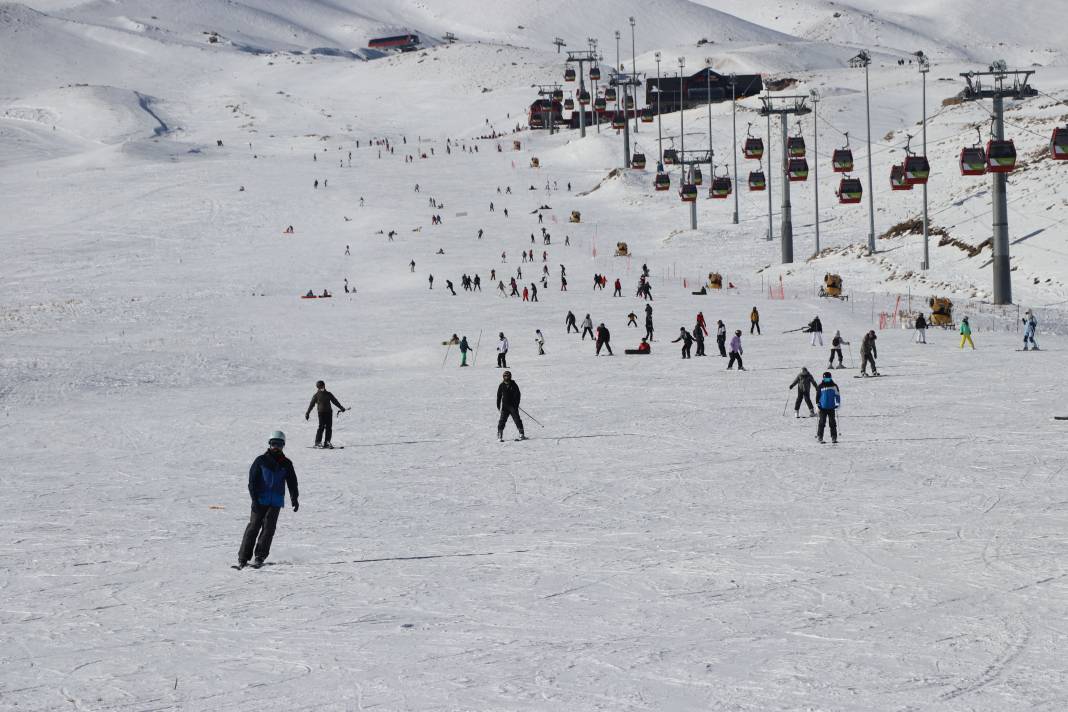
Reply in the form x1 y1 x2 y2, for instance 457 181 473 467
565 310 578 333
788 367 817 418
672 327 694 358
496 371 525 441
305 380 346 448
693 320 706 356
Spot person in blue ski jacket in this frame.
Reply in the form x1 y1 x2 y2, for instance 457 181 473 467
815 372 840 444
1022 310 1039 351
238 430 299 567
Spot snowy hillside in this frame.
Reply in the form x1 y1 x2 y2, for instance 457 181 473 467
3 1 1068 710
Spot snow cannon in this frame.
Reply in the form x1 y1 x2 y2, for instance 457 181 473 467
822 274 843 298
929 297 954 327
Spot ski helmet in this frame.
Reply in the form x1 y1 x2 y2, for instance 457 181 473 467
316 380 325 388
268 430 286 445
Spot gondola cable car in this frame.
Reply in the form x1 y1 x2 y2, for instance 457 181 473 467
641 106 655 123
788 157 809 181
1051 125 1068 160
632 150 646 170
564 67 576 82
902 134 930 185
959 128 987 176
654 171 671 191
836 176 863 204
743 123 764 160
709 165 732 198
589 65 601 82
748 166 766 191
691 166 703 186
578 90 590 106
832 132 854 173
890 163 912 190
788 122 807 158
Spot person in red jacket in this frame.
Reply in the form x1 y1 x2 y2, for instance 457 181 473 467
613 278 622 297
696 311 708 336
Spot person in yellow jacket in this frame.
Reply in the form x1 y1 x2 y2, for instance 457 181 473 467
750 307 761 335
959 316 975 349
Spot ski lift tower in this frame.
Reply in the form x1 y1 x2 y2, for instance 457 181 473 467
553 37 566 54
759 94 811 264
608 69 644 169
534 84 563 135
678 149 713 230
565 50 598 138
960 61 1037 305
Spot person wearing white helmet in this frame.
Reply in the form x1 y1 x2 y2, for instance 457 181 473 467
237 430 299 568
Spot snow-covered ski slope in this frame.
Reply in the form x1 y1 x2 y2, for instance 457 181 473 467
2 1 1068 709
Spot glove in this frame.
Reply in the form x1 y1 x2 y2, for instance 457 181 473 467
292 500 299 512
339 407 346 413
305 413 310 421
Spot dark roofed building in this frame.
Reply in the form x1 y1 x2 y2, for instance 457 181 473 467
647 68 762 113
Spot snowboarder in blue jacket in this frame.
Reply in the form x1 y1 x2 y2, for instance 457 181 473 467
815 373 840 444
238 430 299 568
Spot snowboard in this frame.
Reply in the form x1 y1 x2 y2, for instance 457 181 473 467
308 445 345 449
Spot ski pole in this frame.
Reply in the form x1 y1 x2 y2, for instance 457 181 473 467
782 327 805 334
847 342 855 369
441 342 453 368
518 406 544 428
783 393 791 417
471 329 483 367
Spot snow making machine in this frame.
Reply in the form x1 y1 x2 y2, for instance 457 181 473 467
929 297 954 327
615 242 630 257
707 272 723 290
820 273 845 299
569 210 581 223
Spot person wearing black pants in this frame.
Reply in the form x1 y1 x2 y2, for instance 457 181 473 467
565 311 578 333
815 372 840 443
750 307 760 335
693 322 706 356
305 381 346 448
239 431 299 568
672 328 694 359
595 323 613 355
716 320 727 357
580 314 594 340
497 332 509 368
788 367 817 417
727 330 745 370
496 371 525 441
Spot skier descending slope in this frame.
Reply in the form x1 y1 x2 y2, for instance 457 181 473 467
496 371 525 441
727 330 745 370
829 330 848 369
305 380 347 448
238 431 299 568
1022 310 1039 351
788 367 817 418
815 373 841 444
497 333 510 368
859 331 879 376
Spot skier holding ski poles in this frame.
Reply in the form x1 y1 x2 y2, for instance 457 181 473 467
496 371 526 441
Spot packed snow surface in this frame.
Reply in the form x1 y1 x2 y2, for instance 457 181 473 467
2 1 1068 709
